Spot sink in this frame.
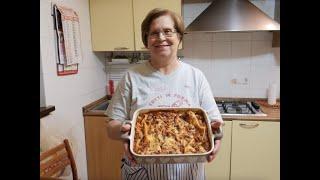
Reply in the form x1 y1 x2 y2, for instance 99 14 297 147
91 101 109 111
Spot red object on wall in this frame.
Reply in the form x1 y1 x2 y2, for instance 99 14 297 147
109 80 114 96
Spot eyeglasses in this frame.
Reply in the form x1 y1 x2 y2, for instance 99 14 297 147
148 29 177 39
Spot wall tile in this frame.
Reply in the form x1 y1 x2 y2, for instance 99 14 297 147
232 41 251 58
232 41 251 57
211 64 233 88
192 33 213 42
249 66 273 89
180 40 193 58
183 33 193 42
211 88 232 97
212 41 232 59
251 41 275 66
247 88 269 98
193 41 212 59
213 33 231 42
252 31 273 40
231 32 252 41
272 47 280 66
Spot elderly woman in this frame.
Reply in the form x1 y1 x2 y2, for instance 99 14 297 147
106 8 223 180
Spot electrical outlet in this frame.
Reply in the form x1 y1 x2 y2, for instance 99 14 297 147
230 78 237 84
230 77 249 85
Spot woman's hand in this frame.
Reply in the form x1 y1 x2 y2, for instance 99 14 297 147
207 121 223 162
120 123 137 165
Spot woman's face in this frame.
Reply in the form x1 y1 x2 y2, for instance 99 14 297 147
147 15 180 59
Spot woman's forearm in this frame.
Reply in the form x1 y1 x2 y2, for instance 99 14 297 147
106 119 123 140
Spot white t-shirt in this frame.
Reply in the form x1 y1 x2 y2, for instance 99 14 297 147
106 61 222 122
106 61 223 180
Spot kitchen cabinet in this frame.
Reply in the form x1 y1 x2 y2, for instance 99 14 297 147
205 121 232 180
84 115 124 180
205 120 279 180
230 120 280 180
89 0 181 51
89 0 134 51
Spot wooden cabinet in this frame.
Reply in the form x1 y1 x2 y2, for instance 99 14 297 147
89 0 134 51
205 121 232 180
230 121 280 180
89 0 181 51
205 120 280 180
84 116 123 180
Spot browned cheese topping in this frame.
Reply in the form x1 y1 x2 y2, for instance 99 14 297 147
133 110 211 155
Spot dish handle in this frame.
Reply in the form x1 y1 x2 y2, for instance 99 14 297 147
120 120 132 141
213 126 223 140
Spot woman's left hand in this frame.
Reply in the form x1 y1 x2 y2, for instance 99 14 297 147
207 121 222 162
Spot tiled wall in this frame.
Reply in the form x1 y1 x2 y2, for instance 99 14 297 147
40 0 106 179
107 31 280 98
181 31 280 98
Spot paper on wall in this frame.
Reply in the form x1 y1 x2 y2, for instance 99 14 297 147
55 5 82 65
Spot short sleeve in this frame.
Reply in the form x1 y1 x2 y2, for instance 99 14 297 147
105 72 132 121
198 71 223 123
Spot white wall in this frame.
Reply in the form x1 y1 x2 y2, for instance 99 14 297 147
249 0 276 19
40 0 106 179
40 52 46 107
181 32 280 98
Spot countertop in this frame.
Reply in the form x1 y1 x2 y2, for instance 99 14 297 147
83 96 280 122
82 96 110 117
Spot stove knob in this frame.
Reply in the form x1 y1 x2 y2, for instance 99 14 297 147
251 102 260 110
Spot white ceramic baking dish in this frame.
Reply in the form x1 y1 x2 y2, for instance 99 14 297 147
121 107 215 164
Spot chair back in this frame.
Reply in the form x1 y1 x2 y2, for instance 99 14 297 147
40 139 78 180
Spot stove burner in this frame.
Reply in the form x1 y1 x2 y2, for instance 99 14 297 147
215 100 266 116
223 102 254 114
224 102 251 114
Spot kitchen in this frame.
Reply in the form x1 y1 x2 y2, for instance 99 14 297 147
40 0 280 180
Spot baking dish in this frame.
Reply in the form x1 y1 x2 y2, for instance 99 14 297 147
121 107 215 164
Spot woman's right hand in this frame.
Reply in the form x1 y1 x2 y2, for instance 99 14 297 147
120 123 136 165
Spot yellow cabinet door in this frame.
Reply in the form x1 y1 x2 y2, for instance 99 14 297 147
205 121 232 180
89 0 134 51
84 116 124 180
133 0 182 51
231 121 280 180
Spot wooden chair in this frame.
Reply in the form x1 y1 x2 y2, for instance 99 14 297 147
40 139 78 180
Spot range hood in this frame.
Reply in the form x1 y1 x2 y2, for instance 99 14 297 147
185 0 280 32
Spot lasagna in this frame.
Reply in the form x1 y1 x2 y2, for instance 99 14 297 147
133 110 211 155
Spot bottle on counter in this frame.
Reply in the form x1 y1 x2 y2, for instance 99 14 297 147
268 82 277 105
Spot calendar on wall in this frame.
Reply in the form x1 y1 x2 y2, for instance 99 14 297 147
53 4 82 76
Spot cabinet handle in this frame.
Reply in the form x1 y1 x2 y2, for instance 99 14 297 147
239 123 259 129
114 47 129 50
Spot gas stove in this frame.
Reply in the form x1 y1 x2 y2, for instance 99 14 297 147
216 101 267 117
